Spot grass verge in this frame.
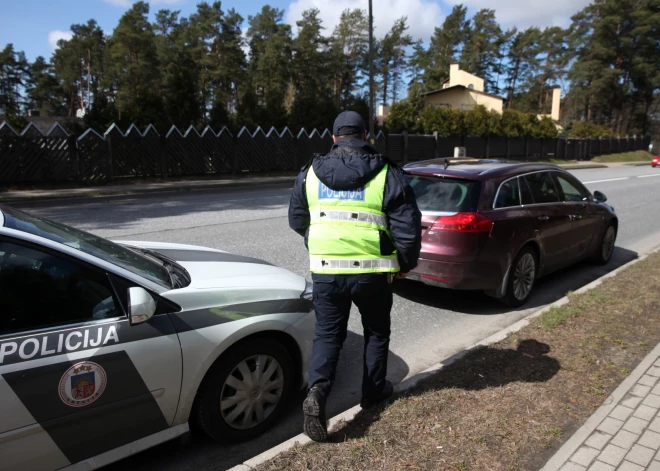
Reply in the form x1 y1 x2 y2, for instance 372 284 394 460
256 251 660 471
592 151 653 162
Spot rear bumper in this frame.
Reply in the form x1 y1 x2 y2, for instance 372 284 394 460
409 257 503 291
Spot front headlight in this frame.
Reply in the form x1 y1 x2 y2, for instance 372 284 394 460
301 280 313 301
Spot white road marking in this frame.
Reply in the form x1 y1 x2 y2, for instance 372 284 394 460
583 177 629 184
638 174 660 178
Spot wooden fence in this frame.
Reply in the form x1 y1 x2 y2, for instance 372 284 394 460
0 121 651 185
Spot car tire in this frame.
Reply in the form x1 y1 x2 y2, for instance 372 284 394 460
194 338 295 442
503 247 538 308
592 223 617 266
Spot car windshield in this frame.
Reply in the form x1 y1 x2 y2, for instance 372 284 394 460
1 206 171 288
406 175 482 213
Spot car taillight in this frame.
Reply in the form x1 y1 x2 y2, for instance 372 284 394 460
430 212 493 233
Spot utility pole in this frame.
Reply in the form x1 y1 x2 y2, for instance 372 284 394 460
368 0 375 143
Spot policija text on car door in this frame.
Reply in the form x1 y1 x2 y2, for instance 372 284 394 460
0 238 182 471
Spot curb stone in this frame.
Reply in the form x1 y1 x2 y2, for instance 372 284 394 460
540 336 660 470
227 245 660 471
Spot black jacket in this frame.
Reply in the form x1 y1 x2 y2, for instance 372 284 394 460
288 138 422 273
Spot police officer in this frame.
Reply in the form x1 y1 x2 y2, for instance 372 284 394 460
288 111 422 442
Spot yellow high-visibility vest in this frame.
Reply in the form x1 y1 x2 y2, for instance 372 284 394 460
305 165 399 274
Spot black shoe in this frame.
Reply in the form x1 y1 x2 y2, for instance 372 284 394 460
303 386 328 442
360 380 394 409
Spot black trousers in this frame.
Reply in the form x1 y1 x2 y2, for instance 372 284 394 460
308 273 393 400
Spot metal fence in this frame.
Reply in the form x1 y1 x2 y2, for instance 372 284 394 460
386 133 651 165
0 120 651 185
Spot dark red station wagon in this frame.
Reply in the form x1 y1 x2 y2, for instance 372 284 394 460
403 159 618 307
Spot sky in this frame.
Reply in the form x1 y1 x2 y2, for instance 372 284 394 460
1 0 594 63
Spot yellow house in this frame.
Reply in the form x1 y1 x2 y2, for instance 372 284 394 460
422 64 505 114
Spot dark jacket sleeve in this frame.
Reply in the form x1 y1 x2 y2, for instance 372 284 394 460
384 166 422 273
288 168 310 237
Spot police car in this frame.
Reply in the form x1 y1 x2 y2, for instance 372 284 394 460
0 205 315 471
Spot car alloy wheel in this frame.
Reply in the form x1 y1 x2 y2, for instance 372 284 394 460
220 355 284 430
513 252 536 302
601 226 616 262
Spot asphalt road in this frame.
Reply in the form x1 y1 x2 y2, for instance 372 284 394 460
13 165 660 471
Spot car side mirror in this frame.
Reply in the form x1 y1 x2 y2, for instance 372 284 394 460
128 287 156 325
593 191 607 203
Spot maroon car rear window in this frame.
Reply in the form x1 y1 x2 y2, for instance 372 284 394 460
406 175 482 212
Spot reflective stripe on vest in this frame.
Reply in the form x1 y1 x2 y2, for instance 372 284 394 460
310 210 388 228
310 256 400 272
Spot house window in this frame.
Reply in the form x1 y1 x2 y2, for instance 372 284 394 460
461 104 475 111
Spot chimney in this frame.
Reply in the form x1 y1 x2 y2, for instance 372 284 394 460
378 105 390 117
449 64 459 86
551 88 561 122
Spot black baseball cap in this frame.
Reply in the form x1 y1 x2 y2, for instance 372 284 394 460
333 111 366 136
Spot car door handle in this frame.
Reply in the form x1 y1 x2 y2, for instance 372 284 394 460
538 216 549 221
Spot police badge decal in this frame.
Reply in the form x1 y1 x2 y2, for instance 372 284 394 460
58 361 107 407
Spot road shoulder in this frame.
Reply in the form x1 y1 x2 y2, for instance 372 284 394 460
232 247 660 471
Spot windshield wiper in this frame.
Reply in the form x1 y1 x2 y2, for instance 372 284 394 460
126 247 176 288
139 249 190 289
162 263 179 289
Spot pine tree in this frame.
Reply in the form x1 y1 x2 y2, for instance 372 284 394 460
460 9 505 93
628 0 660 135
154 9 201 128
290 9 336 129
421 5 469 91
0 44 29 120
211 9 248 127
245 6 293 127
568 0 636 130
330 9 369 108
533 27 568 114
186 2 224 124
378 18 412 107
504 27 541 109
104 1 162 125
52 20 105 118
26 56 65 116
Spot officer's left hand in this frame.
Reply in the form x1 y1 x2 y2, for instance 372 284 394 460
394 272 409 279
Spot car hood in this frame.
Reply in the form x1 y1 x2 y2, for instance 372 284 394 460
114 241 307 310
